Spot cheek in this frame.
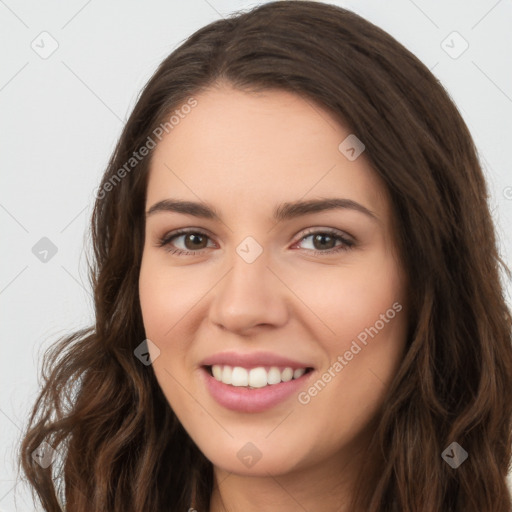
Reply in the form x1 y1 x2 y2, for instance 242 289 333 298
288 252 405 348
138 255 214 399
294 251 407 412
138 258 203 343
322 262 407 421
297 301 407 453
138 260 196 417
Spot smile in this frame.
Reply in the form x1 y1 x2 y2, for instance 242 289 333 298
201 365 315 413
207 364 313 388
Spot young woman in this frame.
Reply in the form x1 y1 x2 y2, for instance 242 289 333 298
19 2 512 511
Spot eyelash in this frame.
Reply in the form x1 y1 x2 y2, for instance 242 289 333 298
156 228 355 257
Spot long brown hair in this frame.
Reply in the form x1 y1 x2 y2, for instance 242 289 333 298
19 1 512 510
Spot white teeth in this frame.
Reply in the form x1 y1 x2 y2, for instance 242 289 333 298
231 367 248 386
248 367 267 388
212 365 223 381
221 365 232 385
281 367 293 382
267 367 282 385
210 364 309 387
293 368 306 379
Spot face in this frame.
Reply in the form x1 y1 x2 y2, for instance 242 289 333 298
139 83 408 478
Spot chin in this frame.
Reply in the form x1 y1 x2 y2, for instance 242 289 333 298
199 439 307 477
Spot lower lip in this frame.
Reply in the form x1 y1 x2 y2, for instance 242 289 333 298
200 367 314 413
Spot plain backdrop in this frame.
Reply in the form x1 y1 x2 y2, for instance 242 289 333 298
1 0 511 510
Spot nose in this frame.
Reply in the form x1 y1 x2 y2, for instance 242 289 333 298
208 249 289 335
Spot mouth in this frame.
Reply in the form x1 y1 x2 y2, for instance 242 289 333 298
200 363 316 413
203 364 315 389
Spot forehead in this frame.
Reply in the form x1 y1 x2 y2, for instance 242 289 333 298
146 84 389 222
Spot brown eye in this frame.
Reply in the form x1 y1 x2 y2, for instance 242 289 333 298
296 229 354 255
311 233 336 251
158 229 214 254
183 233 208 250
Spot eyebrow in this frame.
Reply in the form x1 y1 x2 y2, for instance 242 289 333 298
146 197 379 223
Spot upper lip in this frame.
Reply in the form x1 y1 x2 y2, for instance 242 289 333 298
200 351 314 370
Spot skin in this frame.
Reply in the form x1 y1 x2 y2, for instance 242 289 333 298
139 83 409 512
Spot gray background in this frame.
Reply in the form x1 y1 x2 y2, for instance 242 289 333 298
1 0 511 510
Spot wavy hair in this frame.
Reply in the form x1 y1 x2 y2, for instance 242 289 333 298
19 1 512 510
